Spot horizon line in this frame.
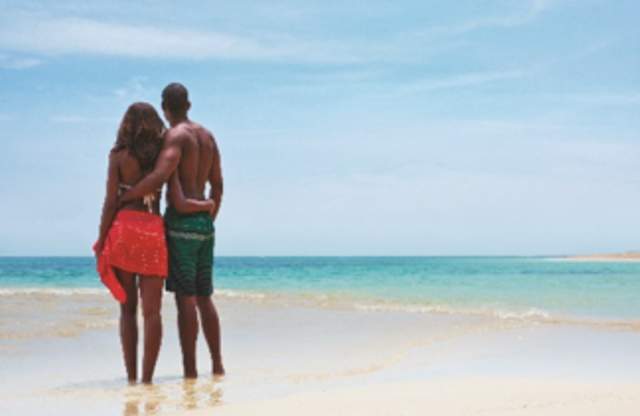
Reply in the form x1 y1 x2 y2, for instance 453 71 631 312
0 254 587 258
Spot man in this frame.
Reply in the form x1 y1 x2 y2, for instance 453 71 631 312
120 83 225 377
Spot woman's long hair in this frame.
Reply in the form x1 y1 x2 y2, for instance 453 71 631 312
112 102 165 173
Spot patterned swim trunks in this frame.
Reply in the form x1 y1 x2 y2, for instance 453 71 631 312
164 206 215 296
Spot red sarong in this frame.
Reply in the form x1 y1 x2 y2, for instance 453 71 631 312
94 210 168 303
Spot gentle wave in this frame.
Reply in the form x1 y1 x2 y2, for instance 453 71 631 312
352 300 640 331
216 290 639 330
0 287 106 296
0 318 119 340
1 286 638 331
216 289 266 300
353 302 552 321
0 287 267 299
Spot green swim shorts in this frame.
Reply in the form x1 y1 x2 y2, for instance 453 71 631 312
164 206 215 296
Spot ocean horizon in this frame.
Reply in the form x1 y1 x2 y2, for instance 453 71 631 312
2 256 638 324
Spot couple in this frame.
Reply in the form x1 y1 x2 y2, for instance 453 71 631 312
94 83 225 384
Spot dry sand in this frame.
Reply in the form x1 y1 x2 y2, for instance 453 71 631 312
563 252 640 262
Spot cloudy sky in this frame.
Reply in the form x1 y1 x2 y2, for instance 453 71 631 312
0 0 638 256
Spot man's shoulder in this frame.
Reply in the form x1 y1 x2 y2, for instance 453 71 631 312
190 122 214 139
190 122 217 148
165 124 193 144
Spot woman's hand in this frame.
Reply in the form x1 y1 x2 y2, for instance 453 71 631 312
93 239 105 258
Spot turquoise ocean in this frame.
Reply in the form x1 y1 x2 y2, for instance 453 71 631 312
1 256 638 323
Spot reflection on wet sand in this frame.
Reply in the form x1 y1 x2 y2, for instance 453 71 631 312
120 378 223 416
123 399 139 416
182 379 198 411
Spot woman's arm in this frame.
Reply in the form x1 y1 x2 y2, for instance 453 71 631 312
95 153 120 254
168 173 215 214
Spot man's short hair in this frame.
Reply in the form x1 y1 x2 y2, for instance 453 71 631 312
162 82 189 115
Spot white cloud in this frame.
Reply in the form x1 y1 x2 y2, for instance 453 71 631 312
0 13 344 62
269 68 531 98
0 15 274 59
399 69 527 94
0 9 494 65
113 77 152 100
550 93 640 106
422 0 556 38
49 115 116 124
0 53 42 69
0 2 559 65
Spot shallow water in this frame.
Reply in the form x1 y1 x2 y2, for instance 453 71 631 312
3 254 640 415
2 256 640 322
2 295 640 416
2 256 640 416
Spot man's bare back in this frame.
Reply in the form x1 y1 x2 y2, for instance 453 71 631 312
169 121 219 203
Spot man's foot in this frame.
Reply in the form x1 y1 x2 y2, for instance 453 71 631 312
213 362 225 376
184 370 198 379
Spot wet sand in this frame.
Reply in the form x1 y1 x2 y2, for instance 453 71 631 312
193 379 640 416
1 292 639 415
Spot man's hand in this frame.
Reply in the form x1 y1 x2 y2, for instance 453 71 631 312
205 199 217 218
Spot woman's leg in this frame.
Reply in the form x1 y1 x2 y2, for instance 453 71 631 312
115 269 138 382
139 276 164 383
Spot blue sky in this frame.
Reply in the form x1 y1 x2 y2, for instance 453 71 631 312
0 0 638 256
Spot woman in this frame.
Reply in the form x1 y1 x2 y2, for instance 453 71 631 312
95 102 213 384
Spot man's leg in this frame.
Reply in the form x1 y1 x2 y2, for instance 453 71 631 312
165 213 201 379
139 276 164 384
196 296 225 375
194 228 224 375
115 269 138 382
175 294 199 378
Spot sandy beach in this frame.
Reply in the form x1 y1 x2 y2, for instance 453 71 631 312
191 379 640 416
563 252 640 262
2 289 640 415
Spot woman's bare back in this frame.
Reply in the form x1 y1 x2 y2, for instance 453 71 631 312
115 150 161 213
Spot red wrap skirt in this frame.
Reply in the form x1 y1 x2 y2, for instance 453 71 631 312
94 210 168 303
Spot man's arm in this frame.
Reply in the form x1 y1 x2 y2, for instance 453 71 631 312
208 135 223 221
120 130 183 202
168 173 216 214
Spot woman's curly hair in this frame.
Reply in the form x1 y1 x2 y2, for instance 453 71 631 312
112 102 165 172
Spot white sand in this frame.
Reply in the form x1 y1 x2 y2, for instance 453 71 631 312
2 295 640 416
181 379 640 416
562 252 640 262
